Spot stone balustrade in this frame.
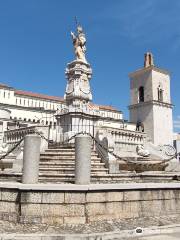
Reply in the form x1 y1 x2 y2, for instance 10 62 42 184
99 126 147 152
3 125 49 146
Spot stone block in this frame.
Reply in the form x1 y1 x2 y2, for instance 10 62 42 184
164 199 177 213
86 203 106 216
42 192 64 203
65 192 85 203
65 204 85 217
121 201 132 218
21 192 42 203
24 203 85 217
21 203 42 215
42 216 64 225
1 212 18 222
139 200 162 217
174 199 180 211
0 202 17 212
151 200 163 215
139 190 153 201
36 204 66 217
173 190 180 199
64 216 86 224
106 191 124 202
161 190 175 200
87 214 116 222
123 191 140 201
130 201 140 217
19 215 42 224
1 189 18 202
106 202 123 215
86 192 106 202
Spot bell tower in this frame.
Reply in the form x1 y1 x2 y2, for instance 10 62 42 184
128 52 173 146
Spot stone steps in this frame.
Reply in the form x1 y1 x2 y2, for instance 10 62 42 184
40 156 100 160
39 162 106 168
41 152 99 157
38 145 110 183
39 168 109 174
40 158 101 164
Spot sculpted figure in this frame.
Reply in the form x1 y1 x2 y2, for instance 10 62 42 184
71 25 87 63
0 143 8 154
136 145 150 157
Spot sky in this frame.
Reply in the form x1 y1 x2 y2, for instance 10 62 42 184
0 0 179 131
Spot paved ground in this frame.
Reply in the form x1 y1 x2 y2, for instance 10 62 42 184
0 215 180 239
129 232 180 240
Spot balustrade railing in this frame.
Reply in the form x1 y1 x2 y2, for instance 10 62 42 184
3 123 146 152
4 125 49 145
99 126 146 151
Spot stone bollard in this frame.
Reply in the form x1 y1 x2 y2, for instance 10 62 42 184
75 134 92 184
22 134 41 184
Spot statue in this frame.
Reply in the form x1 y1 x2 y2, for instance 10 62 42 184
136 121 144 132
71 25 87 63
136 145 150 157
0 142 8 155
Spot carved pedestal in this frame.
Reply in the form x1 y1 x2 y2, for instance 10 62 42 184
65 60 92 107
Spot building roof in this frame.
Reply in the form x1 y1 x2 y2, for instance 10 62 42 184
15 89 65 102
0 83 13 90
0 82 120 112
98 104 120 112
89 102 121 112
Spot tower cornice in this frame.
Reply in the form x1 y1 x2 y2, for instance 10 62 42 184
129 66 170 78
128 100 173 110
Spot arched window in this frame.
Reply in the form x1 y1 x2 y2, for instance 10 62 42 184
157 86 163 101
138 86 144 102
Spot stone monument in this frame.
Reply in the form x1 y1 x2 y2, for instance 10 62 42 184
56 24 99 141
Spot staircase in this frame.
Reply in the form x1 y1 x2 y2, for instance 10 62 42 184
38 145 110 183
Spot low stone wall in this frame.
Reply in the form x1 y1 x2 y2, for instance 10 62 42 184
0 183 180 225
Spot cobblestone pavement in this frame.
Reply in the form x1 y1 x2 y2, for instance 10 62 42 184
0 215 180 239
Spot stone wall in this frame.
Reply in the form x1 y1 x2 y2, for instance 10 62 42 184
0 183 180 225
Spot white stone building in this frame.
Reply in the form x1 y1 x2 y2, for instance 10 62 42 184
0 82 125 134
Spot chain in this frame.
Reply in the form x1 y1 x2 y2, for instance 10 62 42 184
0 138 24 161
1 130 178 168
63 132 179 165
34 130 50 142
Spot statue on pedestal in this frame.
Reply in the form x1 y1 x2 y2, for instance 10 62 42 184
71 25 87 63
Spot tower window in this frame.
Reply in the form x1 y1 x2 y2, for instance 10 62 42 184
138 86 144 102
158 87 163 101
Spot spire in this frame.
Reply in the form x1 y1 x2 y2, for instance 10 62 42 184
144 52 154 68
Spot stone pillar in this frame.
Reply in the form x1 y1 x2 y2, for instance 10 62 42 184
22 134 41 184
75 134 91 184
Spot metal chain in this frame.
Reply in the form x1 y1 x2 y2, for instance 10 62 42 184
1 130 178 167
64 132 179 165
0 138 24 161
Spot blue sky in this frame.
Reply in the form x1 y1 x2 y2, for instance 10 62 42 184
0 0 179 131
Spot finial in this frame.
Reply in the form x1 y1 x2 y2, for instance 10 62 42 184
144 52 154 68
